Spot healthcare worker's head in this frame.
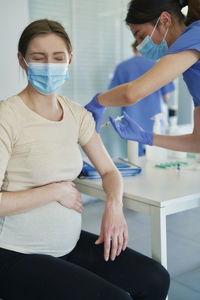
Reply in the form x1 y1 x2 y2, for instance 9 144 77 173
18 19 73 95
126 0 191 60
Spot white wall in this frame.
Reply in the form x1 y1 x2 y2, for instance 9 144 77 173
0 0 29 100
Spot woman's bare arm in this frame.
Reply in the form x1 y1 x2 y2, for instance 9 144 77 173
0 184 56 216
82 131 128 261
0 181 83 216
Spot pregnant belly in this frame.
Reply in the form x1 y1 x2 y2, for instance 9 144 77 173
0 202 82 257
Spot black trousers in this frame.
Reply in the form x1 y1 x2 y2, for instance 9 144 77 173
0 231 169 300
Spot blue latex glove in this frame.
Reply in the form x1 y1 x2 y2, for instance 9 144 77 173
109 112 154 146
84 93 106 133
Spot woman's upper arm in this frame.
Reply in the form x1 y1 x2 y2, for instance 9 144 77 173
125 50 200 104
82 131 117 176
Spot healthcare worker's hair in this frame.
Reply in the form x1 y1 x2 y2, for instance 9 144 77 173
125 0 200 26
186 0 200 25
18 19 72 58
132 40 138 51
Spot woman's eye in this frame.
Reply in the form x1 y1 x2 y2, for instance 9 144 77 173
33 58 43 61
55 58 65 61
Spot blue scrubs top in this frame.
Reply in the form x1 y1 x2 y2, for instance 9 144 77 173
166 21 200 107
109 56 175 132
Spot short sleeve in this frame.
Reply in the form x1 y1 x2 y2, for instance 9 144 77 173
78 106 95 147
161 81 175 95
166 21 200 55
0 101 15 195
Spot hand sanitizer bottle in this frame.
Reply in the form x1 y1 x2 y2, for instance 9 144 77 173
146 113 168 162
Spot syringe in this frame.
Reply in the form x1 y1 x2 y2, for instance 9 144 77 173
100 115 124 129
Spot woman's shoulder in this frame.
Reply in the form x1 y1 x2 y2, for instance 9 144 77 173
0 96 20 137
58 95 88 116
59 95 82 108
0 96 19 118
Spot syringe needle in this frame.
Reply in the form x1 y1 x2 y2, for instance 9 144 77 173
100 115 124 129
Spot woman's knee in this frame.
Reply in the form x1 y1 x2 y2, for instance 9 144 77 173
145 260 170 300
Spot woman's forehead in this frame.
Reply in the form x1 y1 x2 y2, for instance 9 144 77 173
27 33 68 53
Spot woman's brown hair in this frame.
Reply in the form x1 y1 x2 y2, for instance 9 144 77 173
18 19 72 57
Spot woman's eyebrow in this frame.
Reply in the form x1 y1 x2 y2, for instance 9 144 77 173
30 51 67 56
53 52 66 55
30 52 45 55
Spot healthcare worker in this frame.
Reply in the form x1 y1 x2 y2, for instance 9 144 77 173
108 41 175 156
85 0 200 155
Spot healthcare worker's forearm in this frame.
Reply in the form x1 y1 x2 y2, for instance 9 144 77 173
97 83 134 107
153 133 200 153
0 184 56 216
98 51 200 107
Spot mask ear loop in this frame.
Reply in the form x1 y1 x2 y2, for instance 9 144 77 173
23 57 28 67
150 16 160 38
163 28 169 41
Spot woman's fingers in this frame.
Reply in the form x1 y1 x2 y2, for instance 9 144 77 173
104 229 127 261
73 191 83 213
110 233 118 261
123 227 129 251
117 231 124 256
104 234 111 261
75 204 83 213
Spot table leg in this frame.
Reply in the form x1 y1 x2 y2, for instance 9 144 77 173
150 206 167 269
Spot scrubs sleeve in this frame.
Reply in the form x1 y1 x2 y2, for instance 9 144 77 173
166 21 200 55
161 81 175 96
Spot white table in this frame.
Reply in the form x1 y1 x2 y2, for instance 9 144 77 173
75 160 200 269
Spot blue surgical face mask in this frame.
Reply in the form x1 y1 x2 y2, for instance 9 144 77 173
136 17 169 61
23 58 69 95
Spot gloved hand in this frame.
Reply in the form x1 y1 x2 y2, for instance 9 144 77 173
84 93 106 133
109 112 154 145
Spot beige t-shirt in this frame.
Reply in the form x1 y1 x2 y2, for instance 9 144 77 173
0 95 95 257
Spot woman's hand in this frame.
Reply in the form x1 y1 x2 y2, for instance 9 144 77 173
95 201 128 261
53 181 83 213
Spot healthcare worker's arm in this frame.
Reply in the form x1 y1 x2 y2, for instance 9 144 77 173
110 108 200 153
97 50 200 107
153 106 200 153
82 131 128 262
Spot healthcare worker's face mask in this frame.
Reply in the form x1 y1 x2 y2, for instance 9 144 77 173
23 58 69 95
136 17 169 61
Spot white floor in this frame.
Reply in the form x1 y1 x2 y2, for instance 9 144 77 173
82 195 200 300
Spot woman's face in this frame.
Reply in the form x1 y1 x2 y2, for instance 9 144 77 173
24 33 71 64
